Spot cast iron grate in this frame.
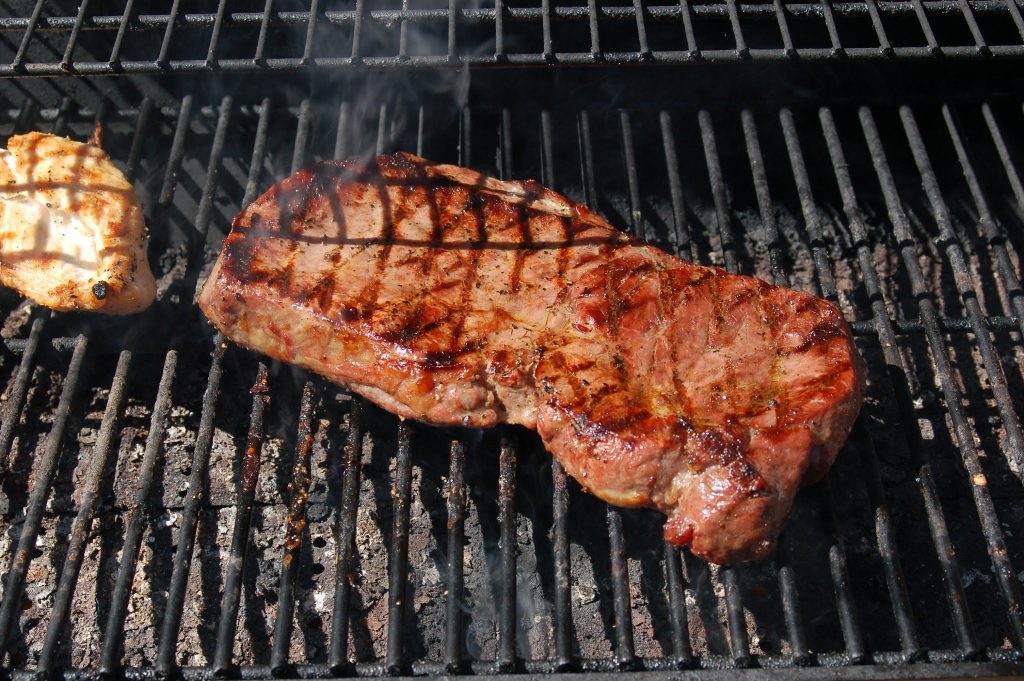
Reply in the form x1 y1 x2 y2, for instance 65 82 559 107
0 0 1023 75
1 76 1024 681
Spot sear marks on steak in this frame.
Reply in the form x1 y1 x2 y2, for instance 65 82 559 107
199 153 864 565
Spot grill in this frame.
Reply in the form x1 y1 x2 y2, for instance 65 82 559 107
2 3 1024 681
0 0 1023 70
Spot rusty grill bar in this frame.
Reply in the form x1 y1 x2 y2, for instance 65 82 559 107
1 60 1024 681
0 0 1021 74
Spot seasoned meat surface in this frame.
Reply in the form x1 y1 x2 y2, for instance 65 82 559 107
199 153 864 564
0 132 155 314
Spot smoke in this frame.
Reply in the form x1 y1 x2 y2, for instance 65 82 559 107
301 2 493 162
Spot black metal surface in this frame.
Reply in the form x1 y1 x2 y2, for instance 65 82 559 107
0 1 1021 76
1 32 1024 681
271 382 316 675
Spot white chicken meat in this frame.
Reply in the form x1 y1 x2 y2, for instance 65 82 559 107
0 131 156 314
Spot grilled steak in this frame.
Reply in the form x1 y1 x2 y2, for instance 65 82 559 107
199 153 864 564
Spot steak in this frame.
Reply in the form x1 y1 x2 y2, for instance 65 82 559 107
198 153 864 565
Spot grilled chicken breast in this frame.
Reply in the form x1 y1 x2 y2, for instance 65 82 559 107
0 132 156 314
199 153 864 564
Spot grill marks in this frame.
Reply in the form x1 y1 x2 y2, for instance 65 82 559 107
556 216 573 281
660 266 690 418
508 205 533 294
444 189 488 362
349 170 396 323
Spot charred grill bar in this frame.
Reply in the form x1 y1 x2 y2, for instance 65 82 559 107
1 1 1024 681
0 1 1023 71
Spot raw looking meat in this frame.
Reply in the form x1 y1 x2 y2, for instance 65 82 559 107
0 132 155 314
199 153 864 564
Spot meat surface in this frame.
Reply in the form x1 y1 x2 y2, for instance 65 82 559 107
199 153 864 564
0 132 155 314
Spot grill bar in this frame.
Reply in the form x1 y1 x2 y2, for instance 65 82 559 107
125 97 153 180
550 461 573 670
156 95 193 209
447 0 457 61
328 399 362 673
301 0 318 66
497 436 518 672
663 544 692 667
58 0 88 70
724 0 749 57
270 383 316 674
619 112 644 238
350 0 366 62
156 338 227 675
0 318 43 500
445 441 466 673
385 424 413 674
0 335 87 658
912 0 940 54
195 97 233 239
821 479 867 662
495 0 505 60
958 0 989 53
659 113 695 261
774 0 797 58
11 0 44 70
398 0 410 60
541 0 554 61
778 564 809 663
253 0 272 64
37 350 132 675
213 363 270 675
606 509 636 668
859 434 923 660
697 112 739 274
633 0 652 58
107 0 135 68
820 0 843 56
777 109 836 297
99 351 178 675
205 0 227 68
1008 0 1024 37
156 0 181 66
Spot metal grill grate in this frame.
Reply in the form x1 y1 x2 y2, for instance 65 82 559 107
2 71 1024 681
0 0 1022 75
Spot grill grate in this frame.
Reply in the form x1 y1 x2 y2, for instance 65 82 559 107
2 69 1024 680
0 0 1022 74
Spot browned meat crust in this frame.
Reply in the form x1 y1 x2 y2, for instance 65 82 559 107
198 153 864 565
0 132 155 314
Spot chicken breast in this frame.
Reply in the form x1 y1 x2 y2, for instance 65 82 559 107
0 131 155 314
